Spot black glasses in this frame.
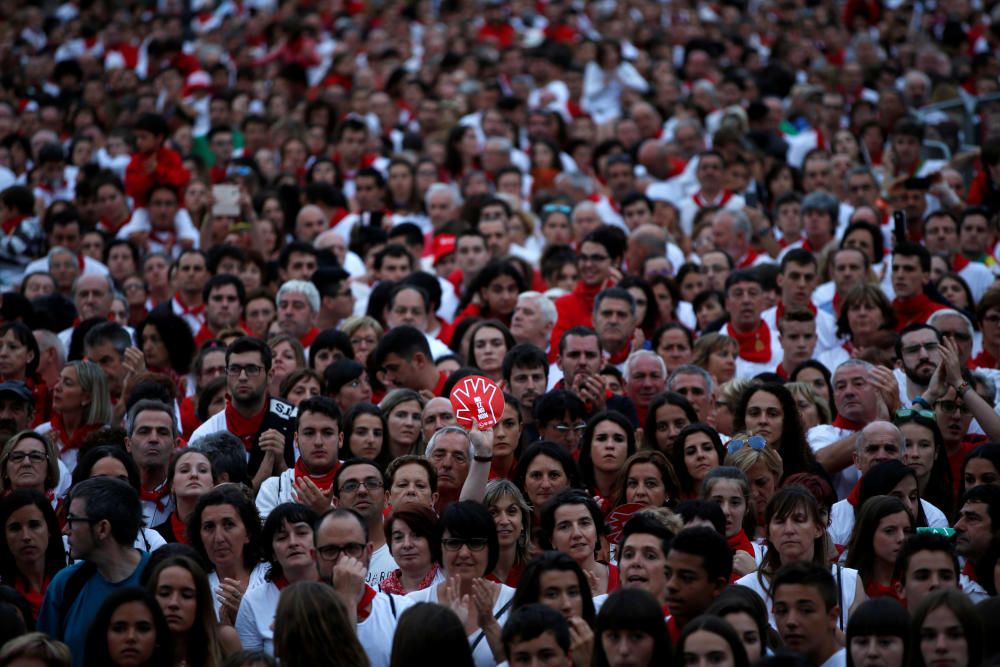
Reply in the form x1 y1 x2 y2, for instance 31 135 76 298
9 452 46 464
442 537 489 552
339 478 384 494
578 253 610 264
64 514 99 527
227 364 265 378
317 542 366 561
727 435 767 455
935 400 970 415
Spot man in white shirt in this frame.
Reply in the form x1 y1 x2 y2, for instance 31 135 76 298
314 507 413 667
332 459 397 588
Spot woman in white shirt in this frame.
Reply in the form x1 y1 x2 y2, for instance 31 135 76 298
736 486 866 630
406 500 515 667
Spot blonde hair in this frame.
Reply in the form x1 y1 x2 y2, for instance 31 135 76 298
717 378 754 411
341 315 385 339
71 360 111 426
724 432 784 481
0 632 70 667
691 333 739 371
786 381 832 424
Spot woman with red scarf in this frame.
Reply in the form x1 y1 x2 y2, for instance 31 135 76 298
702 467 763 582
0 490 66 619
844 496 914 602
136 311 197 399
0 322 50 427
36 360 110 474
152 448 216 545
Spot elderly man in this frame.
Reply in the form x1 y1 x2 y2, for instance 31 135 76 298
293 204 328 243
425 183 462 234
425 425 472 512
807 360 900 498
711 209 767 269
277 279 321 351
58 273 117 348
510 292 556 352
625 350 666 425
421 396 455 443
667 365 716 425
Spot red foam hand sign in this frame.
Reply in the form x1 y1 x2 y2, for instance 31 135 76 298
605 503 646 546
449 375 505 430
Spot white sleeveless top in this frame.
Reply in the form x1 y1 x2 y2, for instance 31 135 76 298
736 564 859 630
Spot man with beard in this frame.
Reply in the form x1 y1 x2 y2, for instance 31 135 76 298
893 324 943 405
190 337 297 490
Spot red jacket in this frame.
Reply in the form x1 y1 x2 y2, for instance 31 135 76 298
125 146 190 207
548 278 615 361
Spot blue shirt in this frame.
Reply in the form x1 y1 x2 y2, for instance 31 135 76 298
37 552 150 667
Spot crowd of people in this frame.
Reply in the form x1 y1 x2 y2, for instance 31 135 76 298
2 0 1000 665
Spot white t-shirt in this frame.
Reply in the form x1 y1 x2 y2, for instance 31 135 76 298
367 543 398 589
358 591 415 667
235 580 280 654
208 562 270 619
806 424 860 500
736 565 859 630
255 468 296 520
407 583 516 667
829 497 949 546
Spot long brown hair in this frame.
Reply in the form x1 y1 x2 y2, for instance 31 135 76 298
274 581 371 667
759 486 829 587
145 556 226 667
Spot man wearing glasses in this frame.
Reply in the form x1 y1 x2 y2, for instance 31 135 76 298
893 324 944 405
256 396 341 520
332 458 395 588
313 507 414 667
549 226 623 353
190 336 297 490
38 477 148 667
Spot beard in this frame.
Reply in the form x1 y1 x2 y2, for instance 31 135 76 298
902 363 934 387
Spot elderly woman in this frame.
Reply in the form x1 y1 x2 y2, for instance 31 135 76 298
0 431 65 503
820 283 897 370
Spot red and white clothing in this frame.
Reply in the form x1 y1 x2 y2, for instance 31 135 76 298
36 418 103 474
162 293 206 334
762 302 842 353
829 496 948 545
676 190 745 237
357 589 416 667
208 562 268 620
406 583 516 667
737 565 858 629
723 320 782 378
806 417 865 500
139 478 174 528
367 544 399 590
255 458 339 520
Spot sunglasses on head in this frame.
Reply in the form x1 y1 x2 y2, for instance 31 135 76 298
727 435 767 455
895 407 935 420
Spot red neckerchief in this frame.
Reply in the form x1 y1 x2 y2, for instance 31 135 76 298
864 578 903 601
274 574 290 590
71 312 115 327
816 127 826 150
170 511 188 544
962 559 977 582
775 300 817 321
775 363 788 380
485 560 526 587
358 584 378 621
432 371 449 397
727 529 755 557
293 458 338 491
605 342 632 366
693 190 733 208
140 481 169 512
49 413 101 452
379 565 440 595
832 291 843 316
606 562 620 593
299 327 321 349
665 614 681 645
2 214 28 236
14 575 49 620
846 478 863 506
725 320 772 363
953 254 970 272
973 349 998 369
736 249 760 269
173 293 205 317
224 399 267 452
832 415 865 431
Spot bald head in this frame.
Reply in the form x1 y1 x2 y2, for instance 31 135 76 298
637 140 671 180
854 420 905 474
422 396 456 442
295 205 328 242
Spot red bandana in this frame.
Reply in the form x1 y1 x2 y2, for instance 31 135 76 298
2 214 28 236
775 300 817 322
846 478 863 506
358 584 378 621
140 483 169 512
173 293 205 317
299 327 321 349
293 458 338 492
727 529 756 558
864 578 903 601
379 565 440 595
962 559 977 582
693 190 733 208
224 400 267 452
832 414 865 432
274 575 290 590
14 575 49 620
972 349 997 370
49 413 102 453
170 511 188 544
726 321 772 363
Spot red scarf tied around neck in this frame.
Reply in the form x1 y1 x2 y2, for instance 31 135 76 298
50 413 102 452
293 458 338 491
726 320 772 363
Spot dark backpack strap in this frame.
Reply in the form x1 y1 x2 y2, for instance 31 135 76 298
388 592 397 619
470 597 514 651
58 562 98 637
836 564 844 631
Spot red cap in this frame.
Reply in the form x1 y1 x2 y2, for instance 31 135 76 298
433 234 457 265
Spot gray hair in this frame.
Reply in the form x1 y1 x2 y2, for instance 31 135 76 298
802 191 840 226
855 420 905 454
517 291 557 328
834 358 875 381
33 330 65 369
277 280 320 313
715 209 752 238
928 309 974 341
425 182 463 210
190 431 248 485
425 424 473 458
71 272 115 298
556 172 594 196
667 364 716 394
46 245 75 261
625 350 666 379
126 399 178 438
571 200 599 222
845 166 878 190
483 136 512 153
